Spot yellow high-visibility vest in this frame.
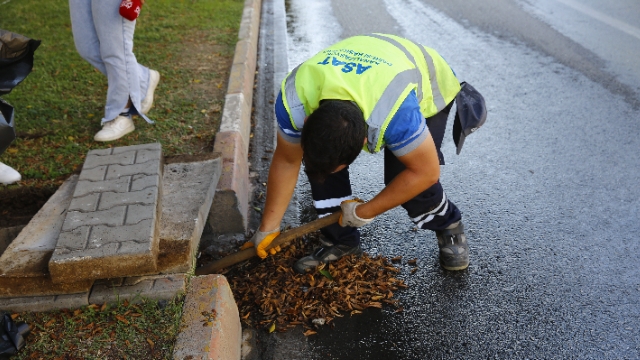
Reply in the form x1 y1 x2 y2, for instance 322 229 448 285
281 33 461 153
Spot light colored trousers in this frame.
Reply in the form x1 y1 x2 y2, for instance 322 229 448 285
69 0 152 124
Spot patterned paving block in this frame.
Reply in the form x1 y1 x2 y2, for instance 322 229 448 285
88 274 186 305
0 292 90 313
49 144 163 283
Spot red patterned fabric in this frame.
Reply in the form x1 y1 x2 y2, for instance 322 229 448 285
119 0 142 21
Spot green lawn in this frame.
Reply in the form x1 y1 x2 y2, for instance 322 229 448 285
1 0 243 187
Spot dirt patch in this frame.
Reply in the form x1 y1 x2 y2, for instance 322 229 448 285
164 152 221 164
0 186 57 228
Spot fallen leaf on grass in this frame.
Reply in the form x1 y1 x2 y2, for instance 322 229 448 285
303 330 317 336
147 338 155 349
268 323 276 333
115 315 129 324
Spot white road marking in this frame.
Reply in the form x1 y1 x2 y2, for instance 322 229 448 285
554 0 640 40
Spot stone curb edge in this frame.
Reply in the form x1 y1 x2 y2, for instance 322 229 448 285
176 0 263 358
208 0 262 235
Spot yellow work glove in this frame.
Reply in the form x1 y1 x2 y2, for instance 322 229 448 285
339 199 375 227
240 228 281 259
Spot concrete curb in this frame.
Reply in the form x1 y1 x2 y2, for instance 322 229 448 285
209 0 262 235
174 0 263 358
173 275 241 360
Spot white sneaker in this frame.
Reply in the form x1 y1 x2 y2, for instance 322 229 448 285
94 115 135 142
0 161 21 185
140 69 160 114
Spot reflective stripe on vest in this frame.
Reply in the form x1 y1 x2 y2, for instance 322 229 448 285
283 64 306 131
366 68 420 152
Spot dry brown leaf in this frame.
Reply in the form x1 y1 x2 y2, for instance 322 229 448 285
226 233 407 333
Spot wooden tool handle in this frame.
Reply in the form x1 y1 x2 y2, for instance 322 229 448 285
194 211 342 275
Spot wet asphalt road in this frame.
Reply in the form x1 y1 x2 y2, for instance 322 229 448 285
248 0 640 358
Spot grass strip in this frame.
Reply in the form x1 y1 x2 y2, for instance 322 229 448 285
1 0 243 188
11 296 185 359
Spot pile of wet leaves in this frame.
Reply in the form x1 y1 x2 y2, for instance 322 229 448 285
226 233 408 335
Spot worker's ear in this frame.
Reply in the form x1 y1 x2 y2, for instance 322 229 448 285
363 137 367 145
303 116 308 124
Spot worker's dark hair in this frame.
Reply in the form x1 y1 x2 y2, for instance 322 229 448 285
301 100 366 183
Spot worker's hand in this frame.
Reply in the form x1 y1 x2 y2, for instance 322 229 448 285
339 199 374 227
240 227 281 259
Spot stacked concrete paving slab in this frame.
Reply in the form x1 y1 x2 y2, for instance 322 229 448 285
50 144 164 282
0 144 222 312
0 176 94 301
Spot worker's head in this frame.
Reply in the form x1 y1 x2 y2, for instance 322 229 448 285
301 100 366 183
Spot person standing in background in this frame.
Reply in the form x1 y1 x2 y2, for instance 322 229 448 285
69 0 160 142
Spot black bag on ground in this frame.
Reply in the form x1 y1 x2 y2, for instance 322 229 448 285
0 312 30 358
0 29 41 156
0 29 41 96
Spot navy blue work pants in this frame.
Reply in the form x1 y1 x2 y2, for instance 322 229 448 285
307 104 462 246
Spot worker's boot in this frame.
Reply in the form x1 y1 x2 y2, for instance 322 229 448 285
435 221 469 271
293 243 363 274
